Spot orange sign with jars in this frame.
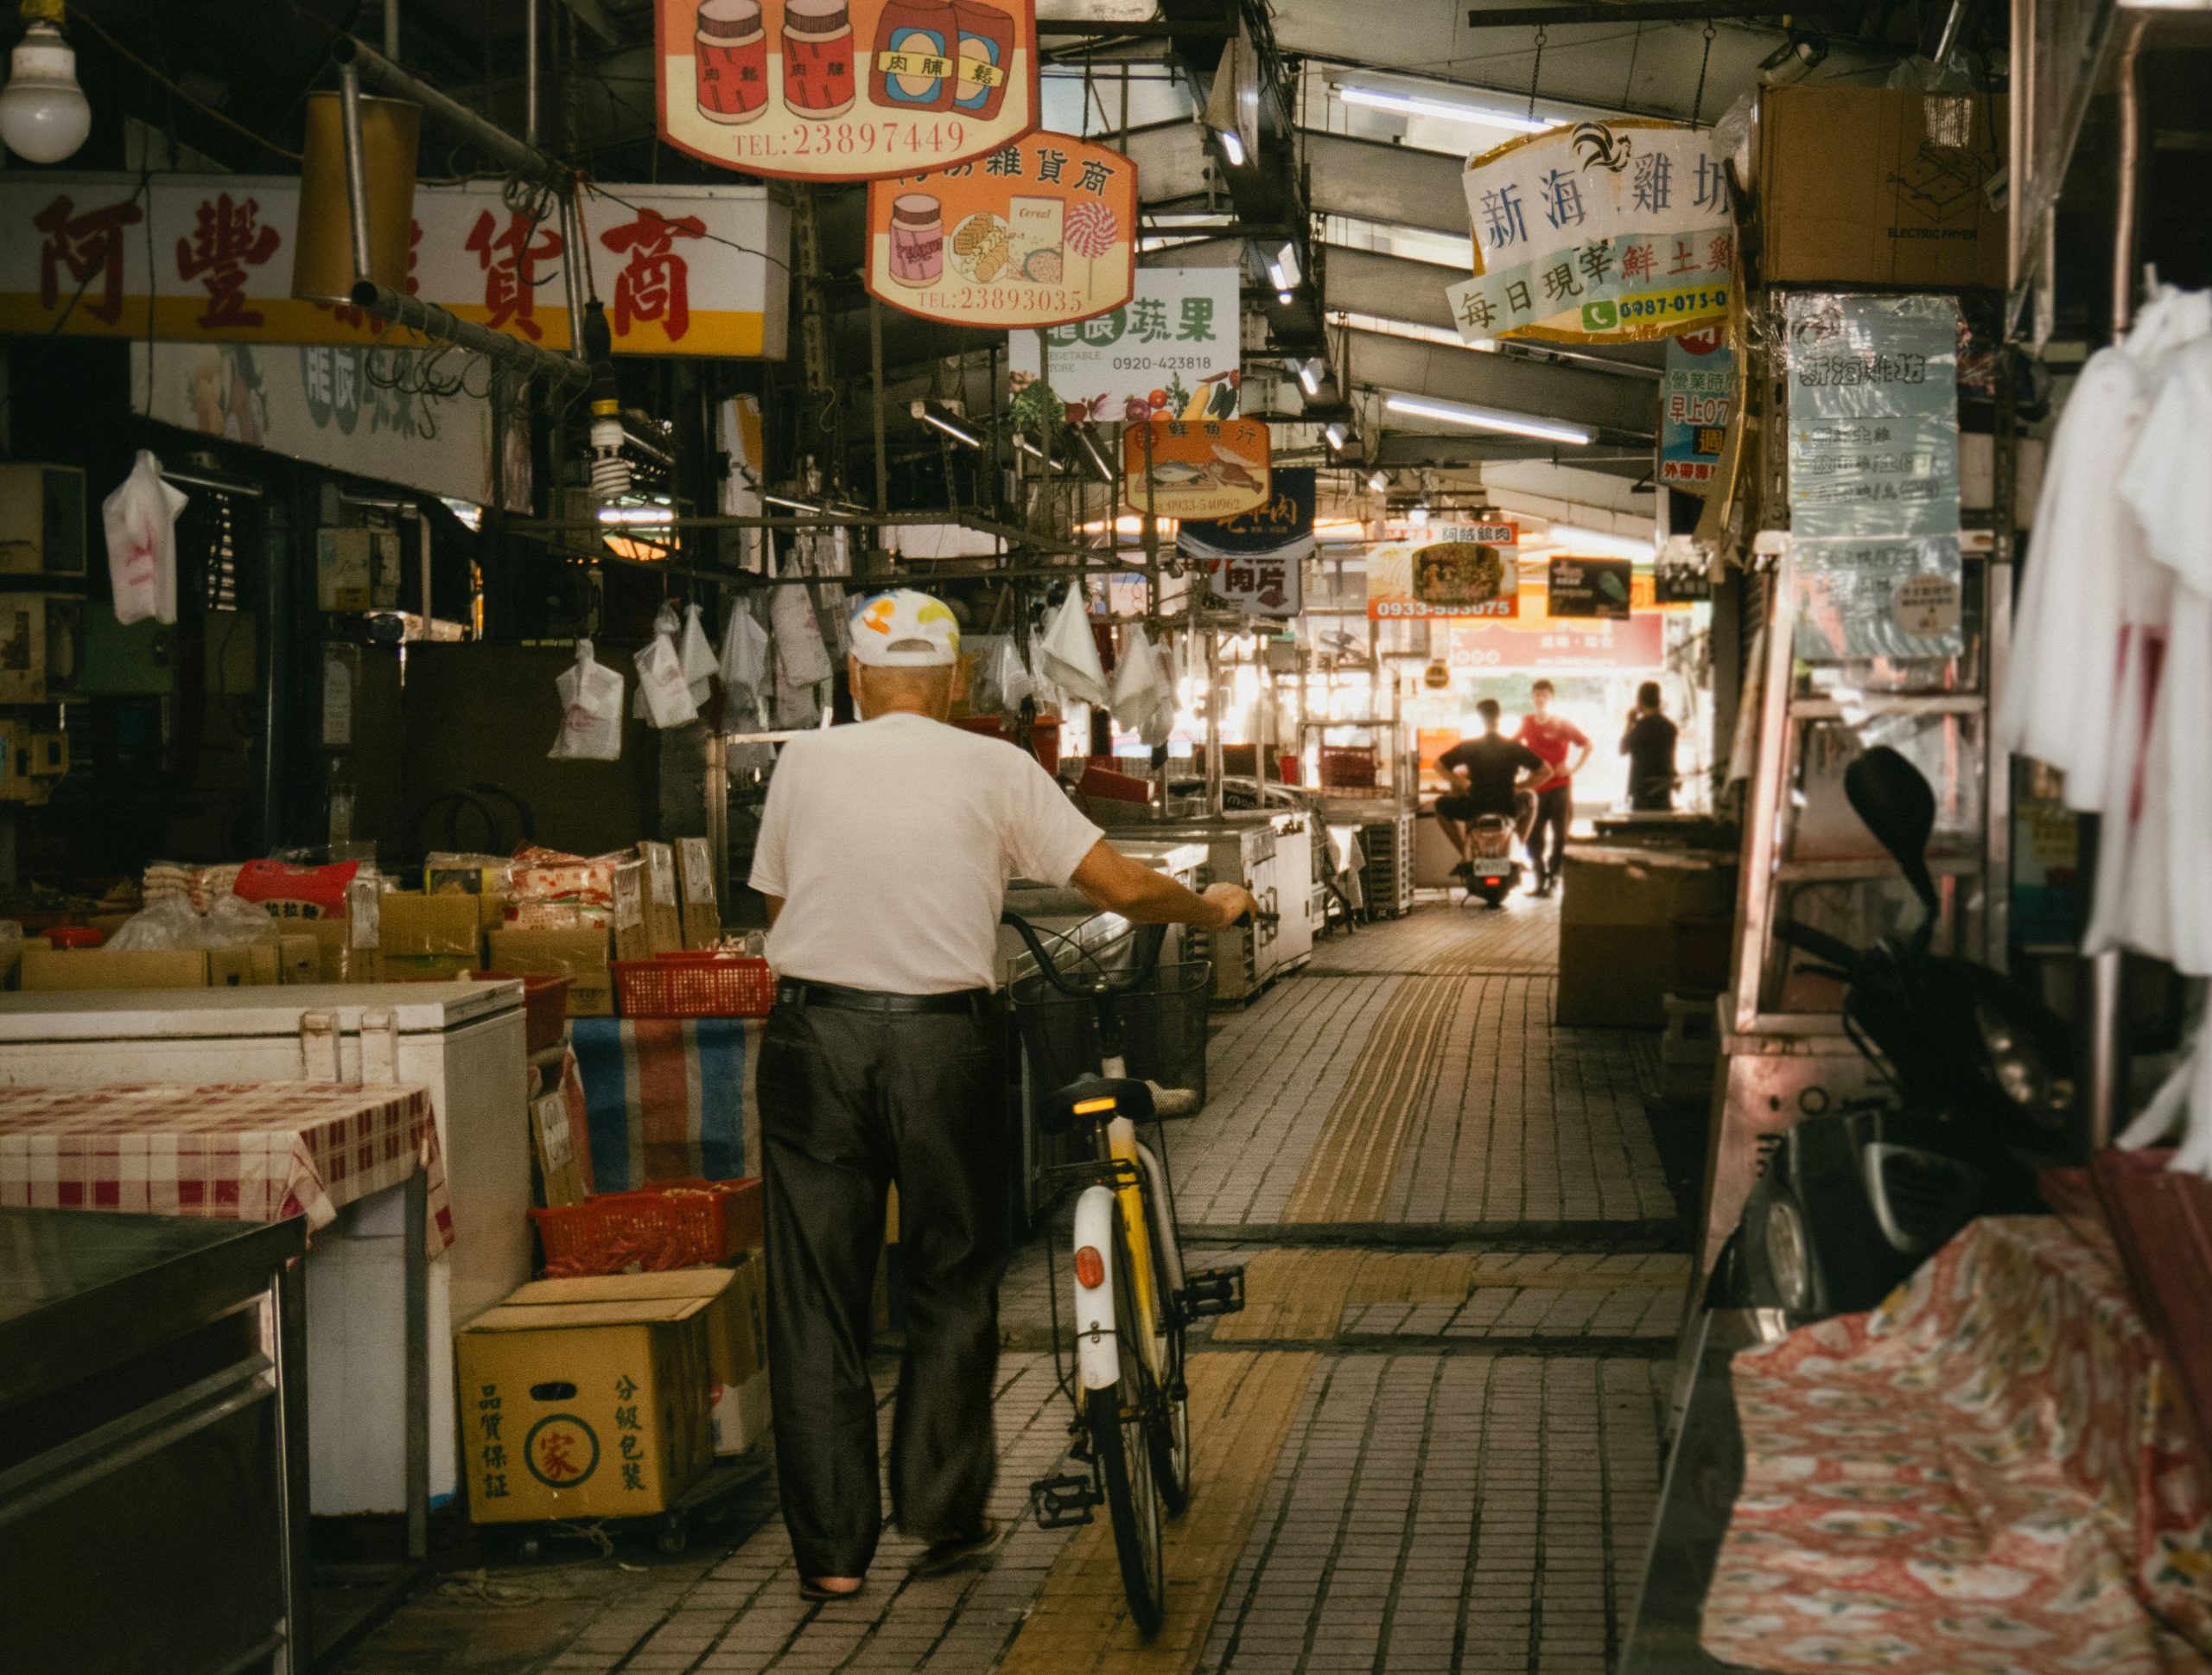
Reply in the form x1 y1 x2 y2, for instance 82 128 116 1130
657 0 1040 182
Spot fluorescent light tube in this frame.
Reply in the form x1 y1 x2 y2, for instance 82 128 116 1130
1323 421 1352 450
1337 83 1557 134
1295 357 1322 396
1368 468 1391 493
1215 126 1246 166
597 505 675 525
914 404 983 449
763 493 822 513
1382 393 1593 446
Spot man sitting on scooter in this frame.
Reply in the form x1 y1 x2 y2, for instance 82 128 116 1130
1433 699 1547 882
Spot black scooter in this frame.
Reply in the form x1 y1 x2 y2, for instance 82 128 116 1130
1732 748 2075 1322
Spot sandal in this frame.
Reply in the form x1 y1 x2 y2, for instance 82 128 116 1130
798 1576 866 1602
912 1518 1003 1576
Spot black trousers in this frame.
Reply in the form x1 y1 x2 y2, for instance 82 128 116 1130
1530 785 1573 881
756 997 1007 1578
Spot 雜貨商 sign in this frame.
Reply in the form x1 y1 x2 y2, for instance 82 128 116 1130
658 0 1040 181
866 132 1135 327
1446 120 1735 346
1122 417 1268 519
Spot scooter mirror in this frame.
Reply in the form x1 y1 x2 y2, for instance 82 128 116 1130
1845 747 1939 916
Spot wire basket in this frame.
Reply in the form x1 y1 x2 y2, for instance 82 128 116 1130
530 1176 764 1277
613 954 775 1018
1009 957 1212 1116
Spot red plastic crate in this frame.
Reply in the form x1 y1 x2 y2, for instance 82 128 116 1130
474 970 571 1054
613 953 775 1018
1318 745 1378 788
530 1175 764 1277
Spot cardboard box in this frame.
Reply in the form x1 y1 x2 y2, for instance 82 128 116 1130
0 462 86 577
385 953 477 983
207 943 282 989
22 946 208 990
456 1287 715 1523
677 837 720 950
487 926 612 1016
307 917 384 984
611 860 650 964
0 592 84 704
568 971 614 1017
379 891 484 960
1755 88 2007 289
426 861 512 930
1555 847 1734 1029
506 1260 769 1456
276 933 320 985
639 842 684 955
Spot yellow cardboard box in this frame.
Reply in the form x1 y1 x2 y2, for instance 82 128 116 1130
485 926 610 1016
639 842 685 955
277 933 320 984
306 917 384 984
610 860 650 965
378 891 484 960
22 946 207 990
456 1289 715 1524
677 837 720 950
207 943 281 988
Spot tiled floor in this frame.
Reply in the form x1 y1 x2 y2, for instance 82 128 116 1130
338 901 1686 1675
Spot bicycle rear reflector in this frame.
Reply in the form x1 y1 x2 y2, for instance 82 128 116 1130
1074 1245 1106 1288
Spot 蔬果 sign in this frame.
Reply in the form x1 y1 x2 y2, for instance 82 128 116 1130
657 0 1040 182
865 131 1135 328
1008 266 1239 423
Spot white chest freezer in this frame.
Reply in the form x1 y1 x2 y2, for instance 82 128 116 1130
0 982 531 1512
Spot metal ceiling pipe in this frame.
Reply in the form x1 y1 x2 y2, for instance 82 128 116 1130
351 281 592 390
331 35 567 188
337 58 377 289
525 0 541 148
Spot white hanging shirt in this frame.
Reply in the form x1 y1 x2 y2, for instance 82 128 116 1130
749 713 1104 993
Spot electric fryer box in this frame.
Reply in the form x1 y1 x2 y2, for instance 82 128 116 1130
639 842 684 955
1754 87 2007 289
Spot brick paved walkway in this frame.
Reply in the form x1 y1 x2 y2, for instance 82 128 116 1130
336 905 1686 1675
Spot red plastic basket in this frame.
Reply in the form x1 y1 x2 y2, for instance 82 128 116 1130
613 953 775 1018
1318 745 1378 788
474 971 571 1054
530 1176 764 1277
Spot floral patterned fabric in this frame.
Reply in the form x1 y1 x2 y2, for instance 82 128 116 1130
1702 1215 2212 1673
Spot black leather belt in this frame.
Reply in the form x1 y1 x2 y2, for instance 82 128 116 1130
774 979 992 1016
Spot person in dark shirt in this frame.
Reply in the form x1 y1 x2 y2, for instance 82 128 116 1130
1434 699 1546 878
1621 681 1680 812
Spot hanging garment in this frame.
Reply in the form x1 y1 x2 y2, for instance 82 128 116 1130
1039 587 1109 707
102 450 187 627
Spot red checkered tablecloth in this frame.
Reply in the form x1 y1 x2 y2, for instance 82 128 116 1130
0 1082 454 1251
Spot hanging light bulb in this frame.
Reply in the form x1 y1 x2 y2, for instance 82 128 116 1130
0 4 92 164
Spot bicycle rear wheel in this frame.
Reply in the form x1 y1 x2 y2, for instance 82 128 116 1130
1140 1178 1192 1516
1090 1216 1166 1636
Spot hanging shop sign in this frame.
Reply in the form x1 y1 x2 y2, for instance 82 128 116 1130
1177 466 1313 618
1547 557 1635 619
1007 266 1239 423
1445 120 1734 346
657 0 1039 182
0 175 789 357
133 341 501 508
1364 522 1521 620
1784 292 1964 660
1660 326 1732 487
863 131 1135 327
1446 606 1663 671
1121 416 1268 520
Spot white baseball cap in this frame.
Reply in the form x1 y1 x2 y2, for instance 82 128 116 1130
848 589 961 667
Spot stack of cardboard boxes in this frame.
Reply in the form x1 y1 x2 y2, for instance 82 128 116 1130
18 876 384 990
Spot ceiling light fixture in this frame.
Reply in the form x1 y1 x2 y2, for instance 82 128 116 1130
1322 420 1354 451
1215 126 1247 166
1368 468 1392 493
0 3 91 164
1264 240 1301 294
1294 357 1323 397
1382 392 1593 447
910 398 983 449
763 493 823 513
1336 82 1556 136
1275 289 1294 306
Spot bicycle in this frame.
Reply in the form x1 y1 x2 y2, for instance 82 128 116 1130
1000 901 1258 1635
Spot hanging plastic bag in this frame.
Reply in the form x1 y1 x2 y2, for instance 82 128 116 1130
550 638 626 761
678 602 716 706
771 584 835 686
1111 626 1175 747
634 630 698 729
1039 585 1109 706
103 450 186 627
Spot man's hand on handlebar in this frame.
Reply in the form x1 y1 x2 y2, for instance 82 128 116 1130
1199 882 1262 931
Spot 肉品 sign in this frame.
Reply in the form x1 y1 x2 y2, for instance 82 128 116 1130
865 131 1135 327
1008 266 1238 423
0 175 788 357
1660 326 1732 487
1177 466 1313 617
657 0 1039 182
1446 120 1734 346
1122 417 1268 519
1365 524 1521 620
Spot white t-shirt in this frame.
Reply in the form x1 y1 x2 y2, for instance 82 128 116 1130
748 712 1104 993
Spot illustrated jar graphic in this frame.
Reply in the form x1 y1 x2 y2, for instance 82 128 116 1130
694 0 768 124
887 194 944 287
868 0 957 111
951 1 1016 121
780 0 856 119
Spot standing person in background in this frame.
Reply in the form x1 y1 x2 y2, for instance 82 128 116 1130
1622 681 1680 812
1517 678 1590 898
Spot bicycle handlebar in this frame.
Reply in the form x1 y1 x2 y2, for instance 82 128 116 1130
1000 909 1169 999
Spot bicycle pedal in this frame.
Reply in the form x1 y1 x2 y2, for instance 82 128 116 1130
1028 1474 1099 1530
1179 1265 1246 1318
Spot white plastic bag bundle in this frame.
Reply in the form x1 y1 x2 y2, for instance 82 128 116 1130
103 450 186 627
1039 586 1109 707
678 602 716 706
771 585 834 686
550 638 625 761
634 627 698 729
1111 626 1175 747
718 602 771 723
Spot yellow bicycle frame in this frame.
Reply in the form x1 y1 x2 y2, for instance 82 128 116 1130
1106 1116 1164 1383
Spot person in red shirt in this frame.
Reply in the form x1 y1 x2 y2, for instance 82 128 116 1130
1516 679 1591 897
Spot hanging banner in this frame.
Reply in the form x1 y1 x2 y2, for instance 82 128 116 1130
1447 605 1664 671
1785 292 1964 660
1121 416 1268 519
657 0 1039 182
1446 120 1734 345
1365 521 1521 620
1660 325 1733 487
1547 557 1634 619
1177 467 1313 617
0 175 788 357
132 341 502 508
1008 266 1239 423
863 131 1135 327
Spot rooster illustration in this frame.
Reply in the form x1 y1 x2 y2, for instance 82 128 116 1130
1572 122 1635 173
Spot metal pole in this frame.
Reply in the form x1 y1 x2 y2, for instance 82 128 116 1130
870 299 890 515
525 0 541 147
559 193 589 349
1205 624 1223 815
336 58 375 284
2110 14 2150 341
333 35 567 187
382 0 398 60
352 281 590 390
